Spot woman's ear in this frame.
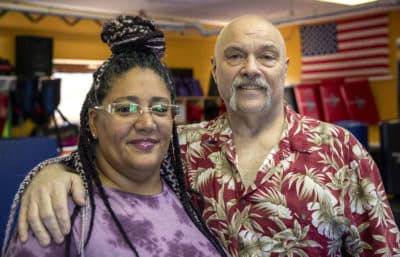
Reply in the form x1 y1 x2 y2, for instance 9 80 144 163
88 108 98 139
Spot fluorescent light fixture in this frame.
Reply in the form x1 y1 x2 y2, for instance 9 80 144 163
316 0 379 6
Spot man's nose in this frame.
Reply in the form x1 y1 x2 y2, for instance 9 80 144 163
241 55 261 77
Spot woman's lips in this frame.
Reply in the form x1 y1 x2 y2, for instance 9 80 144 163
129 138 158 151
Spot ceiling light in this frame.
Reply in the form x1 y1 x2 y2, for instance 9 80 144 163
315 0 379 6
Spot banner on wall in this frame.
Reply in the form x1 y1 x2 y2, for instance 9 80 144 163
300 12 390 81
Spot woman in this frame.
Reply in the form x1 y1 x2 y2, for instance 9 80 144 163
2 15 227 257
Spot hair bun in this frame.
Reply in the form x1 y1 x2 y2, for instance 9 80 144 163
101 15 165 58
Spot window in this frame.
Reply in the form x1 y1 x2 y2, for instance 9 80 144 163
53 59 101 124
54 72 92 124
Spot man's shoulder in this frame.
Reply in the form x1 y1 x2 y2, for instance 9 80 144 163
177 120 212 145
177 115 228 145
286 105 346 135
286 107 355 151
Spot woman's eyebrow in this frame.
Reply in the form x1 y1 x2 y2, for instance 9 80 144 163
113 95 139 102
113 96 170 103
150 96 170 102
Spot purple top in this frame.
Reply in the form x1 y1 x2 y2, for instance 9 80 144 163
5 179 222 257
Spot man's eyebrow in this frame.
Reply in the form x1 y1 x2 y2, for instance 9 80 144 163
259 43 280 52
224 46 245 53
223 44 280 53
258 44 281 58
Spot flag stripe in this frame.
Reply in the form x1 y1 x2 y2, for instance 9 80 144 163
336 13 387 25
339 41 388 51
302 48 389 63
301 68 389 80
337 17 388 32
302 64 389 74
301 12 390 81
302 54 389 65
339 33 388 43
301 58 388 71
338 28 388 40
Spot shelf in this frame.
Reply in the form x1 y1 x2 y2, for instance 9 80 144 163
175 96 225 124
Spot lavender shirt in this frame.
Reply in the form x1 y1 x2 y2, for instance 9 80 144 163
5 179 222 257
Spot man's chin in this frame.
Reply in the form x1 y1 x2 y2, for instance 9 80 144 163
233 104 271 114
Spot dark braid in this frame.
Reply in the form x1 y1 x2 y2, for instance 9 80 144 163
169 123 228 256
90 160 140 257
64 15 174 257
65 92 97 257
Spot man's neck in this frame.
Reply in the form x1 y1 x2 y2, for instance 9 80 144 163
227 104 285 138
227 104 286 188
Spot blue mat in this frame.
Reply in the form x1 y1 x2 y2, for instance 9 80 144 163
0 137 58 247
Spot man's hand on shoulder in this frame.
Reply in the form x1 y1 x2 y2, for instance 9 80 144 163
18 163 85 246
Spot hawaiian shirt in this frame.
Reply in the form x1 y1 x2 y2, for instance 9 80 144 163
178 104 400 257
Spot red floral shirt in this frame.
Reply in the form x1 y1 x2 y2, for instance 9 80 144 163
178 105 400 257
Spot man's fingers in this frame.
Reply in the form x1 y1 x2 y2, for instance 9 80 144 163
38 188 64 244
18 195 30 242
52 185 71 235
27 203 50 246
70 175 86 206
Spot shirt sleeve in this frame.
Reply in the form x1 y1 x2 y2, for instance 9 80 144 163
4 231 65 257
345 137 400 256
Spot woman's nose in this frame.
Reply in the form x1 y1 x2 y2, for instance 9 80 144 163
134 111 156 130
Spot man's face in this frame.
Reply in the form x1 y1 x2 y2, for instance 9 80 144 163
212 16 289 115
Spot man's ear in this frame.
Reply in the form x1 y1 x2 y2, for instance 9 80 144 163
283 57 290 75
285 57 290 76
211 56 217 82
285 57 290 67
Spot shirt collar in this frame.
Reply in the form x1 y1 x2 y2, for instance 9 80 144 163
200 105 314 155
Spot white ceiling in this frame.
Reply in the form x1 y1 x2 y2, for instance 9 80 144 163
5 0 400 26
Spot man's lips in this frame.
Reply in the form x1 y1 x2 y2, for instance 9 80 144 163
237 84 267 90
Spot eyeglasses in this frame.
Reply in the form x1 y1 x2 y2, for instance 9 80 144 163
94 102 181 120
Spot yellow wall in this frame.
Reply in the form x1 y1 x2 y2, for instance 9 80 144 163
165 33 217 95
1 10 399 141
0 12 217 92
0 12 218 136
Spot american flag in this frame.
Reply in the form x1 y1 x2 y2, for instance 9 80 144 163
300 12 390 81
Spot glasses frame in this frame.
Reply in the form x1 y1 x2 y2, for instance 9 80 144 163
93 102 181 120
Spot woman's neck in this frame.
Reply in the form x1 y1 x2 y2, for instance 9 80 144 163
95 163 163 195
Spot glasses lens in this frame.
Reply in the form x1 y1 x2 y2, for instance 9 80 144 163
151 104 170 117
110 103 139 116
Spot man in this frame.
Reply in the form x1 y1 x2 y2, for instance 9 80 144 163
14 15 400 256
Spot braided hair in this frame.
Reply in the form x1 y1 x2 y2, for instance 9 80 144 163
66 15 177 257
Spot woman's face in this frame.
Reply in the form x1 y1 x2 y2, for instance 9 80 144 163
88 67 173 186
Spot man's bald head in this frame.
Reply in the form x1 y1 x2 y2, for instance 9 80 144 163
215 15 286 61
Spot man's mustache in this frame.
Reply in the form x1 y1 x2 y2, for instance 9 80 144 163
232 77 270 89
